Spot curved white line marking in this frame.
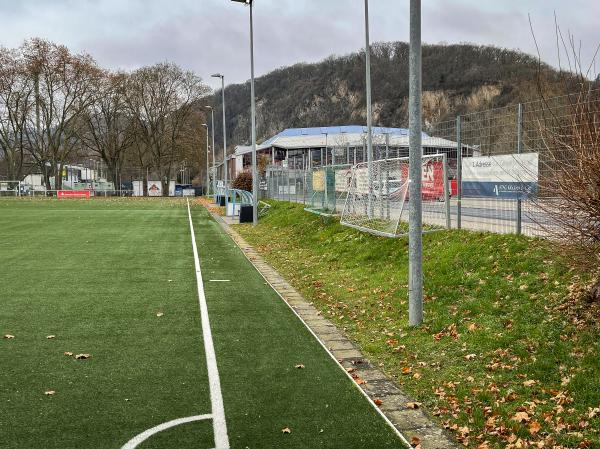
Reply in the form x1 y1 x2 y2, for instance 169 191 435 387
121 414 213 449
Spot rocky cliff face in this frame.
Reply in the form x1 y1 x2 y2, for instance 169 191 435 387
206 42 562 148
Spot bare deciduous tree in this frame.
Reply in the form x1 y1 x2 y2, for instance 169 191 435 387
22 39 102 189
125 63 210 196
78 71 134 189
531 20 600 301
0 47 33 181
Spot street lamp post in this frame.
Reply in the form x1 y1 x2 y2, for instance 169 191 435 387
408 0 423 326
205 106 216 198
231 0 258 226
211 73 227 208
202 124 210 197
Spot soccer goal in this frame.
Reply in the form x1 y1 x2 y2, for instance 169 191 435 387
305 164 353 216
340 154 451 238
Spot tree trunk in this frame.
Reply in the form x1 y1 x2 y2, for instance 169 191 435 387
107 160 119 191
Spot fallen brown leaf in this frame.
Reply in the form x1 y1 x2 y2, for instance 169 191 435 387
401 366 412 375
406 402 421 409
528 420 541 435
64 352 73 357
75 353 91 360
410 436 421 448
46 335 56 340
511 411 530 423
44 390 56 396
374 399 383 406
281 427 291 434
3 334 15 339
294 364 305 369
354 376 366 385
156 312 164 317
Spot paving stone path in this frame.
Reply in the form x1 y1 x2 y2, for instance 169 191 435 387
211 212 457 449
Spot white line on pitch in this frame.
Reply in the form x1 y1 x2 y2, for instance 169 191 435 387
187 200 230 449
209 279 231 282
121 415 213 449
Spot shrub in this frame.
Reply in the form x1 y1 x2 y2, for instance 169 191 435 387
232 170 252 192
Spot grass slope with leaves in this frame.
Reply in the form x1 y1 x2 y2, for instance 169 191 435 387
236 201 600 449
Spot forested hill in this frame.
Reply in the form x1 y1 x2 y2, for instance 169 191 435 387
207 42 563 149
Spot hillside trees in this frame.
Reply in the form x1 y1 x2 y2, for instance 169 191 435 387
211 42 562 149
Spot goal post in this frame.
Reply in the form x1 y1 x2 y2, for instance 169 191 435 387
340 154 451 237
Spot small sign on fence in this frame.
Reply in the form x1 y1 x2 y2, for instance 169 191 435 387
462 153 539 199
312 170 325 191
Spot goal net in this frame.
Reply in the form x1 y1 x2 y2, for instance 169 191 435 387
305 165 353 216
340 154 450 237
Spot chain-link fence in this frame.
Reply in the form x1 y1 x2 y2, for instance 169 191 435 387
257 89 599 238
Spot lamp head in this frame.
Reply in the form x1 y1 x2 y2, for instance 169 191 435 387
211 73 223 79
231 0 253 4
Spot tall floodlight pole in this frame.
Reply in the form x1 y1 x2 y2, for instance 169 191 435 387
408 0 423 326
202 124 210 196
231 0 258 226
365 0 374 218
211 73 227 207
206 106 216 198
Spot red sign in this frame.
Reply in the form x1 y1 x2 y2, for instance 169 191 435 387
57 190 91 199
402 161 447 201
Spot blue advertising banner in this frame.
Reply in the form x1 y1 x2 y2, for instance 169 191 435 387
462 154 539 199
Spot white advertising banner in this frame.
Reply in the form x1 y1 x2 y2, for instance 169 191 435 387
462 153 539 199
147 181 163 197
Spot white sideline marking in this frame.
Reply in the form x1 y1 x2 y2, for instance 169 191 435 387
121 415 213 449
187 199 230 449
120 203 229 449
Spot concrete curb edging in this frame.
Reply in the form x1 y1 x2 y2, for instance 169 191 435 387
209 211 457 449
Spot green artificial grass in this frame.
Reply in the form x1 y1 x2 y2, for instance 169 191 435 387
236 200 600 449
0 198 406 449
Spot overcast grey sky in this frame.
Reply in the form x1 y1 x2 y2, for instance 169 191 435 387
1 0 598 90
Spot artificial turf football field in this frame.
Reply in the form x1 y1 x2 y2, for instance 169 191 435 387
0 198 406 449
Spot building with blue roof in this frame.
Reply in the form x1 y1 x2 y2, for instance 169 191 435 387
226 125 474 179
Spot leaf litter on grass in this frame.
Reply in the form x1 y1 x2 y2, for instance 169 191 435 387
235 201 600 449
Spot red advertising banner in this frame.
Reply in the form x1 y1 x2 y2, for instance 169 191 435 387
402 161 447 201
57 190 91 199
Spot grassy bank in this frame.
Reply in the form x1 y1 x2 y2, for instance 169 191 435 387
236 201 599 449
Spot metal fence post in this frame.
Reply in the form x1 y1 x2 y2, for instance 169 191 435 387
443 153 451 229
516 103 523 235
386 133 390 220
456 115 462 230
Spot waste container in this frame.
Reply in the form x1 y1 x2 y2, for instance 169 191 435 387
239 205 253 223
